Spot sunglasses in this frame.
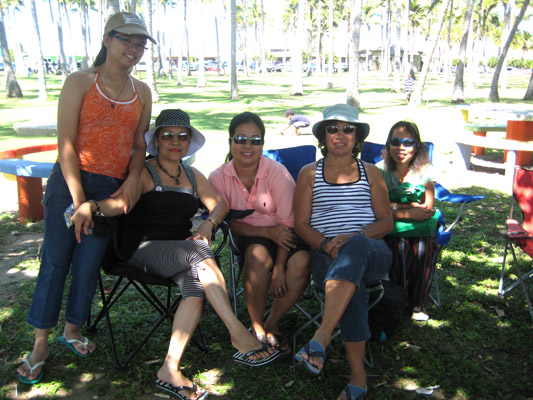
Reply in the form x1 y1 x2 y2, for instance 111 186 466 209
159 131 190 142
112 34 148 52
232 135 263 146
325 125 357 135
390 137 417 147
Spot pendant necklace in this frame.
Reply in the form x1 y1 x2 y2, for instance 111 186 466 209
99 72 129 109
157 156 182 185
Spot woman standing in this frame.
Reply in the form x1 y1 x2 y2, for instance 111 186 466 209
17 12 153 384
378 120 437 321
294 104 393 400
209 112 310 356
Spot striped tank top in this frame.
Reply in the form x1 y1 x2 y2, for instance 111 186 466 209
310 158 376 237
75 68 143 179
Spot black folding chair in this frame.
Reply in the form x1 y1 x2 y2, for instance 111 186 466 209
87 217 209 370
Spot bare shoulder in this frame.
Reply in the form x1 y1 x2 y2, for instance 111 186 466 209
63 68 96 92
361 161 385 185
297 161 318 184
190 166 208 182
132 77 150 98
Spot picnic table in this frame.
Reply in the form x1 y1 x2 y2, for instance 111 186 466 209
457 104 533 166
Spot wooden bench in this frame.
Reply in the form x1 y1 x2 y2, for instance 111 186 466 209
0 144 57 222
463 123 508 156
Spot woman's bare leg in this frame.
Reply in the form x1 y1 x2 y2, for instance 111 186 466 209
157 297 205 399
337 341 367 400
197 258 271 359
264 251 310 337
242 245 273 339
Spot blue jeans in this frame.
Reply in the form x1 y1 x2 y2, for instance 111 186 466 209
27 163 122 329
310 235 392 342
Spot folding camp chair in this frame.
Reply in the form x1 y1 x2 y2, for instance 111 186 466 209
360 141 485 306
87 217 209 369
499 166 533 321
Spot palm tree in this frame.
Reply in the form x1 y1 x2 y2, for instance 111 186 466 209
327 0 333 87
184 0 191 76
80 0 89 70
28 0 47 100
52 0 69 78
346 0 361 107
489 0 531 102
145 0 160 102
291 0 305 95
196 0 207 87
0 0 22 97
411 0 453 106
230 0 238 99
451 0 475 103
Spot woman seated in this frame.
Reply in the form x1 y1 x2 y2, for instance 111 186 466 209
208 111 310 356
72 109 279 400
377 120 437 321
293 104 393 400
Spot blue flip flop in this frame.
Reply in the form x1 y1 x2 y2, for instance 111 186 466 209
343 384 367 400
18 352 45 385
56 335 93 358
294 340 325 375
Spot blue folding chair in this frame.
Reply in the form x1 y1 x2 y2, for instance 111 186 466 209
263 145 317 182
361 141 484 305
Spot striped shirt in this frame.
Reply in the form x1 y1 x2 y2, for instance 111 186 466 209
310 158 376 237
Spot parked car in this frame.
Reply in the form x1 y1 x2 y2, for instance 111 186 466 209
205 61 220 71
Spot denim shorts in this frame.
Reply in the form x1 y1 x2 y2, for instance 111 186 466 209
27 163 123 329
310 235 392 342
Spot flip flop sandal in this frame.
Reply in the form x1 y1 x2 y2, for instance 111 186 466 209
18 352 45 385
56 335 93 358
156 378 208 400
294 340 325 375
232 343 281 367
342 384 367 400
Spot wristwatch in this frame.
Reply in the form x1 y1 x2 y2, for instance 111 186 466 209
88 200 105 217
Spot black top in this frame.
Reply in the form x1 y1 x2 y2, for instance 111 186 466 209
119 162 199 259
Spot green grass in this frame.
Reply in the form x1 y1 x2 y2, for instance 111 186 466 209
0 70 532 399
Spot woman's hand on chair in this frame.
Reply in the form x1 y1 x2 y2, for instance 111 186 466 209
71 202 95 243
267 225 296 251
270 266 288 298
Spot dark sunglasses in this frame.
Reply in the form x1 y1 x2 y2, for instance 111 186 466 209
325 125 357 135
159 131 190 142
390 137 417 147
232 135 263 146
112 34 148 51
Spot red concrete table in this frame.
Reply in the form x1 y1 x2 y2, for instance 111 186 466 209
458 104 533 166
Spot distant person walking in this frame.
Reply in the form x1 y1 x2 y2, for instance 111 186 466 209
404 74 415 103
281 110 310 136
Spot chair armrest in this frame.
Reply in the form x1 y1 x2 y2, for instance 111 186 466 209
213 209 255 259
506 219 532 239
435 182 484 234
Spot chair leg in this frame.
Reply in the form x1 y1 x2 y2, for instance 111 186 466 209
502 241 533 321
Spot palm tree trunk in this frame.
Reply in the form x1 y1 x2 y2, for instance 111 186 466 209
314 0 322 77
401 0 409 77
230 0 238 99
327 0 333 88
291 0 305 95
28 0 47 100
451 0 474 103
145 0 159 102
260 0 266 76
0 1 22 97
184 0 191 76
80 0 89 70
392 5 401 92
346 0 361 108
53 0 68 78
411 0 452 106
196 1 206 88
489 0 530 102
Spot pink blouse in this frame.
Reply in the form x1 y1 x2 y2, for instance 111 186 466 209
208 156 295 228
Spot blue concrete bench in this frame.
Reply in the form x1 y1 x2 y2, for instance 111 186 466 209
0 158 54 178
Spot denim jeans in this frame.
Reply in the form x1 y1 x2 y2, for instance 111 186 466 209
27 163 122 329
310 235 392 342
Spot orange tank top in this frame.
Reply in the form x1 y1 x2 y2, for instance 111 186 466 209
75 68 143 179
